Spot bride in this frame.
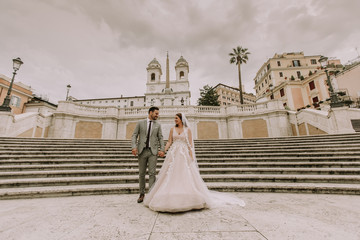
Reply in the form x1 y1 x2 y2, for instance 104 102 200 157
144 113 245 212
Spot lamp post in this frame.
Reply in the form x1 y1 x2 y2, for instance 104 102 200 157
0 58 24 112
318 56 344 108
66 84 71 101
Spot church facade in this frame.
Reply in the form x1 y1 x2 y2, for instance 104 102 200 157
73 54 191 108
145 54 191 107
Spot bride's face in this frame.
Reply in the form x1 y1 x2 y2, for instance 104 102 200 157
174 115 181 125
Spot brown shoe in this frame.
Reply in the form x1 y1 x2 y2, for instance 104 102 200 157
137 194 145 203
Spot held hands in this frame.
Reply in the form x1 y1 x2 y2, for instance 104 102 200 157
131 148 138 156
158 151 165 157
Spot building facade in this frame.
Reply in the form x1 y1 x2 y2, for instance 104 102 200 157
332 58 360 104
213 83 256 106
0 74 33 114
253 52 348 110
254 52 323 100
73 96 146 108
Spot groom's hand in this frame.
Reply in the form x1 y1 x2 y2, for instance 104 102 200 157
158 151 165 157
132 148 138 156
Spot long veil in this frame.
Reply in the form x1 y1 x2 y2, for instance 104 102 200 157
181 113 245 207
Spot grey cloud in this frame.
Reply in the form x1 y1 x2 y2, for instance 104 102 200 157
0 0 359 104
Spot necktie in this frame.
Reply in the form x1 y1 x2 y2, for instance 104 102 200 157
146 121 152 148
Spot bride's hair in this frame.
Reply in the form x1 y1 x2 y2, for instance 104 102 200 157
175 113 182 127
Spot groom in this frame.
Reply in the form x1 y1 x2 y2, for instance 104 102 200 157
131 106 165 203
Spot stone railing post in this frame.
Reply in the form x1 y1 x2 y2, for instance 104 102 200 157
0 112 13 137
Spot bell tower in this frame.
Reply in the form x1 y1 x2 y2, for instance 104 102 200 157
175 56 189 81
146 58 162 83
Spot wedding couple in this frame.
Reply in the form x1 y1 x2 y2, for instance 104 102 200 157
131 106 245 213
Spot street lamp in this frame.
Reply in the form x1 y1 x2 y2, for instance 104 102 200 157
66 84 71 101
318 56 344 108
0 58 24 112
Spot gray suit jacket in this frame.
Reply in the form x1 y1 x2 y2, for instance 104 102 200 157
131 119 164 155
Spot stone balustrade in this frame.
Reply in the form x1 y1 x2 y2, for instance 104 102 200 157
3 99 358 139
57 100 280 119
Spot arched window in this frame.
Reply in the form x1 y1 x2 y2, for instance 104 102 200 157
151 73 155 81
180 71 184 78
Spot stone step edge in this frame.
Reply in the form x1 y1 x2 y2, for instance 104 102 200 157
2 148 360 153
2 152 360 159
1 132 359 141
1 174 359 187
2 156 360 163
1 167 359 175
3 142 360 148
1 182 360 200
1 162 360 170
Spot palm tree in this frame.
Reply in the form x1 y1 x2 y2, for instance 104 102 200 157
229 46 250 104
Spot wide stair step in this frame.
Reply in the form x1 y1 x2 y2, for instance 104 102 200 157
1 133 360 199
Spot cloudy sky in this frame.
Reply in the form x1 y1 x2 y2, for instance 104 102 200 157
1 0 359 104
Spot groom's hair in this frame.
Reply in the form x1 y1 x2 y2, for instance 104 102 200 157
148 106 159 113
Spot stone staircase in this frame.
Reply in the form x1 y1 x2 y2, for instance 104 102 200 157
1 134 360 199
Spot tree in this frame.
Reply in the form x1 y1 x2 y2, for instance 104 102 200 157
229 46 250 104
197 85 220 106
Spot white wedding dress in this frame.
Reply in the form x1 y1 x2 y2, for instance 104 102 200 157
144 128 245 212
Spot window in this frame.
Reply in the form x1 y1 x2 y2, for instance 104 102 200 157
270 94 274 100
10 96 21 107
180 71 184 78
280 88 285 97
279 72 283 77
297 71 301 79
151 73 155 81
269 75 271 80
311 59 317 64
111 100 114 103
277 61 281 66
223 102 226 105
267 63 270 70
222 96 226 99
292 60 301 67
130 101 134 106
309 81 316 90
262 83 264 87
265 79 267 84
312 96 319 107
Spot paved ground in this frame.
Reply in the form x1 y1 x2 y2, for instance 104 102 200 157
0 193 359 240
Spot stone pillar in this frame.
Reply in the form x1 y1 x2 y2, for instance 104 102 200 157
329 107 356 133
0 112 13 137
102 119 118 139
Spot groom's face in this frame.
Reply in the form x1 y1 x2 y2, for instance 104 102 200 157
149 110 159 120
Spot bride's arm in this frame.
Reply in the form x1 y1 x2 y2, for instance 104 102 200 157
165 128 173 152
187 128 194 160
